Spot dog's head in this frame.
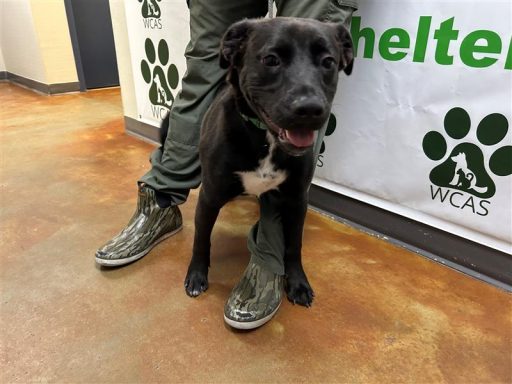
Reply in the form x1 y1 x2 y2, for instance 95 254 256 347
220 17 354 156
451 152 466 163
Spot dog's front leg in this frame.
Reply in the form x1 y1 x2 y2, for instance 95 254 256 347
185 188 221 297
282 193 314 307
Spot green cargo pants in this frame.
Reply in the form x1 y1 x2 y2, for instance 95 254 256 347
139 0 357 275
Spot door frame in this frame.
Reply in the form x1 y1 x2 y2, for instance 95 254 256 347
64 0 87 91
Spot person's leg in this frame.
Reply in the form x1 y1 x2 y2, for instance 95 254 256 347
275 0 357 24
226 1 357 327
140 0 269 205
96 0 268 266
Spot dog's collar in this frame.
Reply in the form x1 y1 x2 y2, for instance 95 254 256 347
239 112 268 131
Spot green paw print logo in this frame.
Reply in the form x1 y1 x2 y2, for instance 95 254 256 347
138 0 161 18
422 107 512 199
319 113 337 154
141 38 179 109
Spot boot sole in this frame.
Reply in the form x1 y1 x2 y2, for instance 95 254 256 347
95 226 183 267
224 301 281 330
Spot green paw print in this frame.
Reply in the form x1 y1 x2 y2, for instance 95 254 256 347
140 38 179 109
319 113 337 154
138 0 161 18
422 107 512 199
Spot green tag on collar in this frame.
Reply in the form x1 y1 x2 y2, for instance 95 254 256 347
239 112 268 131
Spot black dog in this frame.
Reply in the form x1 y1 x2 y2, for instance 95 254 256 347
176 17 354 306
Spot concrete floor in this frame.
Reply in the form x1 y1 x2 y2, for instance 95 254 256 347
0 82 511 383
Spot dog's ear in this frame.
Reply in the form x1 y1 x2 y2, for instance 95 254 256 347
335 24 354 75
220 19 255 69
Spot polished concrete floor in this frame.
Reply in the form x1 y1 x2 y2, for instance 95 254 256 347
1 82 511 383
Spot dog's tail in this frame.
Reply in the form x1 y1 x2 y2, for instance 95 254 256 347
159 112 170 146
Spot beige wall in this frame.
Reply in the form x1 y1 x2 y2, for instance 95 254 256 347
109 0 137 119
0 0 77 85
0 47 5 72
0 0 47 83
30 0 78 84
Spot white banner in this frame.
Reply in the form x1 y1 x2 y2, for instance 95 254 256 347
124 0 189 125
315 0 512 253
122 0 512 254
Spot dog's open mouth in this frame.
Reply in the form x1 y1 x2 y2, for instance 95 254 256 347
279 128 315 148
256 107 316 156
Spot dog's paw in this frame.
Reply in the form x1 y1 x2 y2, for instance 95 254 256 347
285 274 314 307
184 270 209 297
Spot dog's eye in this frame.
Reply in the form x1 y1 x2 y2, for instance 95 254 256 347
322 57 336 69
262 55 280 67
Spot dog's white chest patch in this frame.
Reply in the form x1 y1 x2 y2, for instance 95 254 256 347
236 133 287 197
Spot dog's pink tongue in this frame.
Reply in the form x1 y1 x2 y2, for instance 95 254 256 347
284 129 315 147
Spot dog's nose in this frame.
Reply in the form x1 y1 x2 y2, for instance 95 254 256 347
292 99 325 118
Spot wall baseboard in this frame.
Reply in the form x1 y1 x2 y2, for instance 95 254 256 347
309 184 511 290
0 71 7 80
124 116 160 145
3 72 80 94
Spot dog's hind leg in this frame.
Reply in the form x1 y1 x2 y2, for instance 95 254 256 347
184 188 224 297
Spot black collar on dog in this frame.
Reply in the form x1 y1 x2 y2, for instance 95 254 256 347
239 112 268 131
